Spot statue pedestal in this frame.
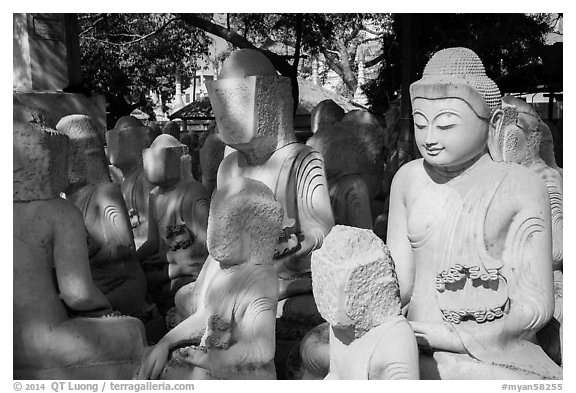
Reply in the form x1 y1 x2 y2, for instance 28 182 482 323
14 359 141 380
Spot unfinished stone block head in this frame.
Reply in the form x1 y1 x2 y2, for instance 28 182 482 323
55 114 110 192
105 115 155 169
500 95 542 165
311 225 401 337
410 47 501 120
207 176 284 267
162 121 181 139
206 49 295 161
143 134 189 188
310 99 345 134
13 105 70 201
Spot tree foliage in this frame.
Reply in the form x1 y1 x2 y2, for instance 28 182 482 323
78 13 211 125
364 13 553 111
76 13 555 125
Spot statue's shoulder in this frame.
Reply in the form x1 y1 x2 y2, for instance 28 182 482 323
92 182 124 201
492 161 550 210
392 158 426 186
46 197 86 226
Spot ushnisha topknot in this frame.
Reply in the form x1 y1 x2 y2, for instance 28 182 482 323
410 47 502 119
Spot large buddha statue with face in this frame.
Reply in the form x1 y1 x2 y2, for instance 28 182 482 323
207 49 335 309
138 134 210 319
137 177 283 380
496 95 563 364
106 115 157 248
386 48 561 379
56 114 153 323
14 106 146 379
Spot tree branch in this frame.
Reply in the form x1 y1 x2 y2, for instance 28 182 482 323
82 17 178 46
173 13 294 77
364 52 386 68
79 13 106 36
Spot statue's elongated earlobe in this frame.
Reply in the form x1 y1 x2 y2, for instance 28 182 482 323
487 109 505 162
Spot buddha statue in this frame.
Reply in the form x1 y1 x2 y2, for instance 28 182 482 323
307 225 419 380
138 134 210 319
310 99 345 134
56 114 153 324
207 48 335 308
386 47 561 379
307 110 385 230
137 177 283 380
495 95 563 364
199 124 226 196
106 115 157 248
14 106 146 379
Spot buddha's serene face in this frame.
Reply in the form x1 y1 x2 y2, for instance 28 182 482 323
413 97 488 168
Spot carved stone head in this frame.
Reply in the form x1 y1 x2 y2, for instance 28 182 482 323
142 134 190 188
55 114 110 192
206 49 296 162
410 48 502 168
311 225 401 337
106 115 155 169
310 99 345 134
500 96 542 165
13 105 69 201
207 176 284 267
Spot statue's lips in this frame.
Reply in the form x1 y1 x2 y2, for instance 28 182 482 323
425 147 444 156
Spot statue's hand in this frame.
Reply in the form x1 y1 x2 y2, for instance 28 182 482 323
409 320 466 354
173 345 209 369
137 342 170 380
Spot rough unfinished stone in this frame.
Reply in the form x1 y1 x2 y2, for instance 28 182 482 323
143 134 189 187
308 225 418 379
137 177 283 380
56 114 110 190
312 225 400 335
13 106 69 201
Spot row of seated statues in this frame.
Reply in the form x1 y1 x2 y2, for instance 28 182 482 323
13 47 562 380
